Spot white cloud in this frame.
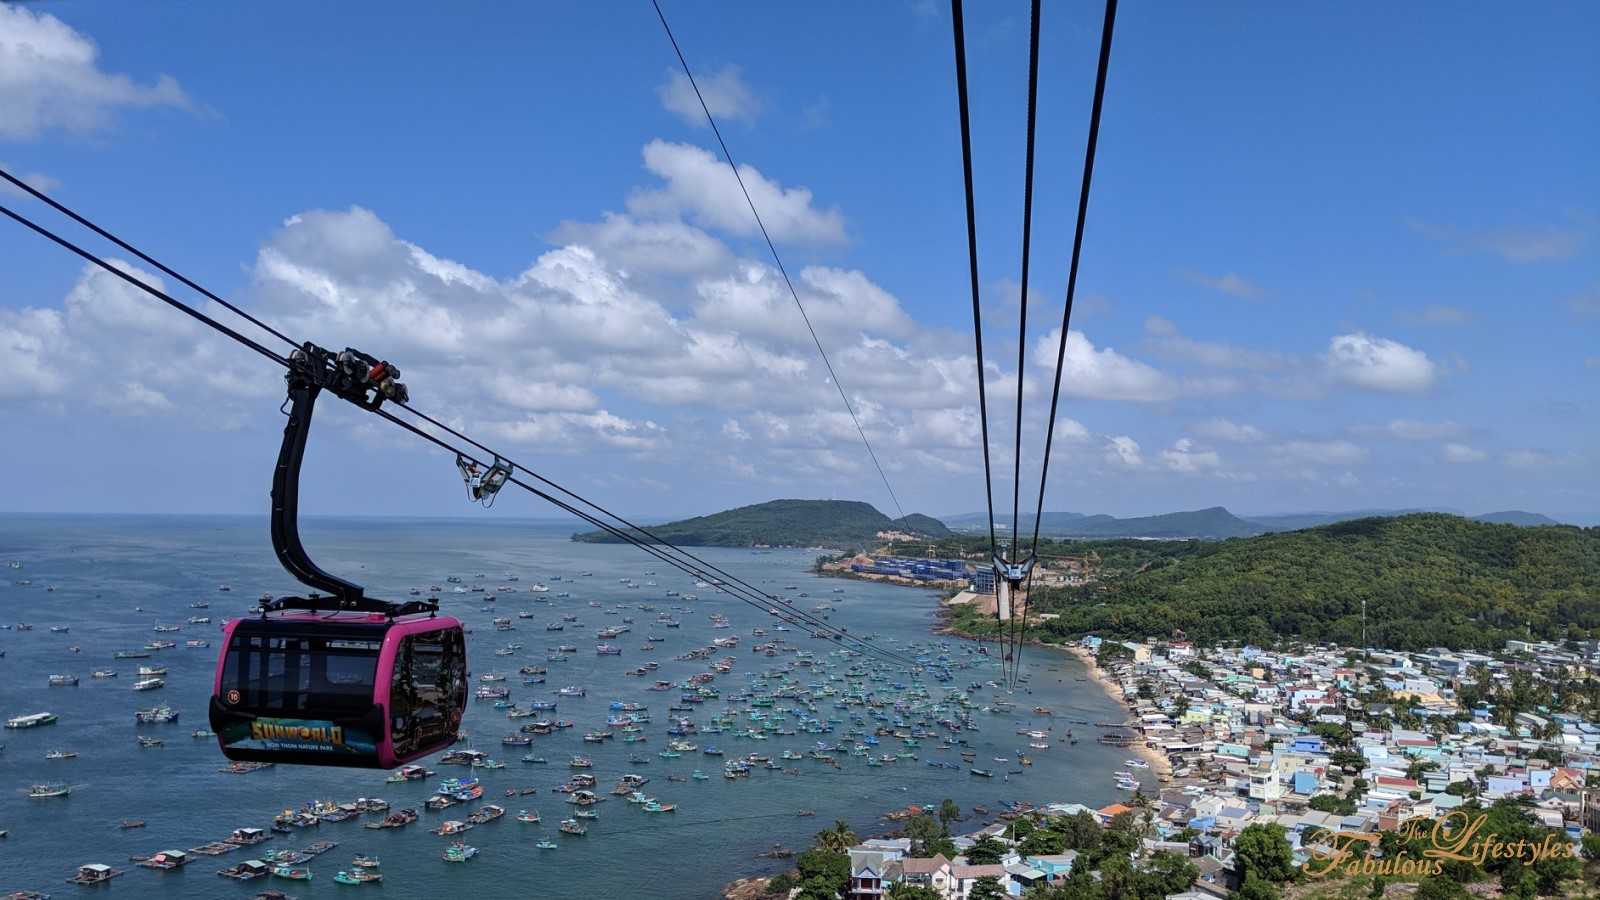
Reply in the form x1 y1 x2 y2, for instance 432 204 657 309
657 66 761 127
0 163 59 198
1104 436 1142 467
1183 270 1263 299
1503 449 1556 469
1160 438 1221 473
1402 304 1472 326
1351 419 1465 441
548 213 729 275
1275 439 1369 465
0 5 191 140
1192 418 1265 443
1032 327 1176 403
692 264 915 345
1442 443 1486 463
1324 332 1438 393
1052 418 1090 442
628 140 845 244
0 257 267 417
1143 316 1290 372
1410 219 1584 263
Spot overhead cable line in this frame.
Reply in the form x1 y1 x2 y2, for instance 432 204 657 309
378 404 921 667
948 0 1004 681
649 0 906 521
0 188 920 670
1005 0 1043 691
0 169 297 351
1020 0 1118 678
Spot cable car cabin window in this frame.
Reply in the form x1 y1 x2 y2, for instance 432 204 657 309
222 633 382 716
391 629 465 758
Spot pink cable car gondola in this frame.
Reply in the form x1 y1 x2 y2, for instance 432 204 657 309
210 344 469 768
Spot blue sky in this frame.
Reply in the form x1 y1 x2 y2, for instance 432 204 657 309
1 1 1595 524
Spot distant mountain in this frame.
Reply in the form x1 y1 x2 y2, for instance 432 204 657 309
571 499 951 548
1244 509 1440 532
944 505 1568 540
1473 510 1562 527
944 507 1257 540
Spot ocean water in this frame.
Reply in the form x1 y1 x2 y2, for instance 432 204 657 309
0 515 1141 898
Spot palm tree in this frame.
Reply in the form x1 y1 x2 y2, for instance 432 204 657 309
939 798 962 828
816 819 857 853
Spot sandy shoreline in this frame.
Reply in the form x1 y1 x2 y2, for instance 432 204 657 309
935 603 1173 782
1065 645 1173 780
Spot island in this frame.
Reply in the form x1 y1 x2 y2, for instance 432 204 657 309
570 499 952 549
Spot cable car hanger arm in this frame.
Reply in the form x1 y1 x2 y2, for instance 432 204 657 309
264 341 427 618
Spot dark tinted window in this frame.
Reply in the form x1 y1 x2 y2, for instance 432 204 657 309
223 632 380 715
390 628 465 756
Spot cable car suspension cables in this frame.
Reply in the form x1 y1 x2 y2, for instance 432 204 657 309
949 0 1118 690
1020 0 1118 685
0 187 920 671
649 0 905 521
948 0 1005 682
1005 0 1043 692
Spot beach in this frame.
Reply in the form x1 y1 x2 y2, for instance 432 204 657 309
1066 644 1173 780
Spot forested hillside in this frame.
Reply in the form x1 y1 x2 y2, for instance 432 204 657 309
1031 514 1600 650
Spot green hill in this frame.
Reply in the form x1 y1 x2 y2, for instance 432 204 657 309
1032 514 1600 651
571 499 952 548
1065 506 1258 539
1473 510 1562 527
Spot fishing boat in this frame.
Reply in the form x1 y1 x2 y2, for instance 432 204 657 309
67 863 125 885
45 749 77 760
515 810 541 823
135 705 180 724
134 849 188 870
271 864 312 880
351 855 380 868
384 764 432 783
558 819 587 836
48 674 79 686
217 859 271 880
969 768 994 778
333 868 382 885
27 782 70 798
467 804 504 825
132 677 165 691
441 842 477 863
92 670 117 679
120 820 147 829
535 840 557 850
137 735 164 748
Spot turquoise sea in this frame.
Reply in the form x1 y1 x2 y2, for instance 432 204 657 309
0 515 1141 898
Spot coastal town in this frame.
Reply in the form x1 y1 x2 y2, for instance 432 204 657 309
752 633 1600 900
